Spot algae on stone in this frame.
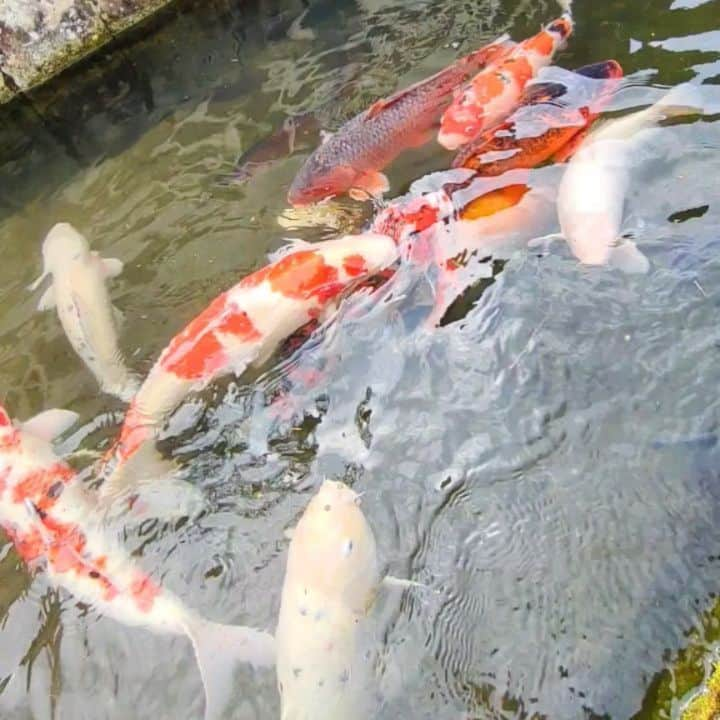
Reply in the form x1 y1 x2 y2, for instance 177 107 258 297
0 0 176 103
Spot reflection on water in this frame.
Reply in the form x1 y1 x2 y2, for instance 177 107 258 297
1 0 720 718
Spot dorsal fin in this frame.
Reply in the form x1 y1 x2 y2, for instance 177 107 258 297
364 35 514 123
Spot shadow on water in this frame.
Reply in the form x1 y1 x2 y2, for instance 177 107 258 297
1 0 720 718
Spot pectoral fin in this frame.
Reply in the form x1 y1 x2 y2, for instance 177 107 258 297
382 575 427 590
349 171 389 201
608 239 650 274
101 257 124 278
38 285 56 311
21 408 79 442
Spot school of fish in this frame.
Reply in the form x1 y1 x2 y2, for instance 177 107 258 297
2 7 712 718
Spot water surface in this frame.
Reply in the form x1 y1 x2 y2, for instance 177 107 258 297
1 0 720 718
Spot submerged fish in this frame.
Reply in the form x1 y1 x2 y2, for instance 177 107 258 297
234 113 320 184
557 83 703 270
29 223 139 402
453 60 624 173
98 233 398 507
276 480 382 720
438 15 574 151
373 166 561 325
287 36 513 206
0 404 274 720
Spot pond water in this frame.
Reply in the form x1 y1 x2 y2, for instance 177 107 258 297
1 0 720 718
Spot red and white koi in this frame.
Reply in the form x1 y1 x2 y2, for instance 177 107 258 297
0 404 274 720
29 223 139 402
98 233 398 505
287 36 513 206
373 166 561 324
438 15 574 151
276 480 381 720
557 83 703 270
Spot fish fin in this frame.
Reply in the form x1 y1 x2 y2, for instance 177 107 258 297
101 257 124 278
28 270 50 293
319 130 334 145
268 237 315 263
382 575 427 590
350 171 389 201
527 232 564 254
20 409 79 442
37 285 56 311
608 240 650 274
102 375 141 403
101 447 204 523
364 37 513 123
111 304 125 328
184 617 275 720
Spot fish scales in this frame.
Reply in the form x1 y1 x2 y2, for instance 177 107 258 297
287 39 512 205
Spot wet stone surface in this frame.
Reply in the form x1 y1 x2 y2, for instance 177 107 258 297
0 0 175 99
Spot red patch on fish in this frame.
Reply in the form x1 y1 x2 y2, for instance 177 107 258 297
342 254 368 277
12 463 73 510
0 429 21 452
267 251 342 302
161 293 262 380
239 264 272 289
131 573 161 613
8 526 45 564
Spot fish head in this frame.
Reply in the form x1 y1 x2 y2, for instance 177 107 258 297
288 160 358 206
546 15 574 45
290 480 379 610
575 59 624 81
40 223 91 275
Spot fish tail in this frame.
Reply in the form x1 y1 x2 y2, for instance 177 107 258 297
654 82 704 119
184 617 275 720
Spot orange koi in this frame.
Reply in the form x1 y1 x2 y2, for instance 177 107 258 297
453 60 624 173
438 15 574 151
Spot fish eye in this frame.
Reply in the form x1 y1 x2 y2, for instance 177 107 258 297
342 539 353 557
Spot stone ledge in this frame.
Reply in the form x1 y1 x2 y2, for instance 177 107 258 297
0 0 176 103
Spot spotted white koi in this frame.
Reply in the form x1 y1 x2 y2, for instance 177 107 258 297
29 223 139 402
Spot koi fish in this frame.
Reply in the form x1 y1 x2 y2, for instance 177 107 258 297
453 60 624 173
29 223 139 402
233 113 320 185
438 15 574 151
0 404 275 720
373 166 561 325
287 36 514 206
98 233 398 507
557 83 703 269
276 480 383 720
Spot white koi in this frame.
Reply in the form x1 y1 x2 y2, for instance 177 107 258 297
276 480 381 720
557 83 703 270
29 223 139 401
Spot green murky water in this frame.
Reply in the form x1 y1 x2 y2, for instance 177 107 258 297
1 0 720 717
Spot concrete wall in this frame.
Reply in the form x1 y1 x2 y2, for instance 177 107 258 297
0 0 176 104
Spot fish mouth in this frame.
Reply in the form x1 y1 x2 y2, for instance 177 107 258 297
548 16 573 38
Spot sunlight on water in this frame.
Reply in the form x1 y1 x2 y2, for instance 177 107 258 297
1 0 720 718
